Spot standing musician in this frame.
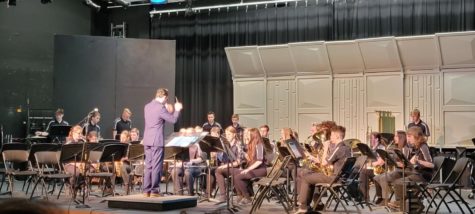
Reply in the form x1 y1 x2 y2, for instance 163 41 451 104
215 126 242 202
408 109 430 137
373 130 412 205
113 108 132 140
295 125 351 214
83 111 101 139
36 108 69 142
359 132 386 202
230 114 244 140
232 128 267 205
142 88 182 197
202 111 222 133
388 127 434 209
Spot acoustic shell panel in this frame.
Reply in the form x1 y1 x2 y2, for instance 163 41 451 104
225 46 265 78
366 75 403 108
233 80 266 114
357 37 402 73
326 41 364 74
444 112 475 145
443 72 475 106
288 42 331 75
437 32 475 69
258 45 296 77
396 35 439 71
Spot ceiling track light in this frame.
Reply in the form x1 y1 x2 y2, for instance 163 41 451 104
84 0 101 11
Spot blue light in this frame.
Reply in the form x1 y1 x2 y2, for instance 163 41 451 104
151 0 167 4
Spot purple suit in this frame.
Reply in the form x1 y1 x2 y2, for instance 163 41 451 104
143 99 180 194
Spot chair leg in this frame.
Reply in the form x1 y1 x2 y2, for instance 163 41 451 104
57 182 65 199
0 173 4 192
433 190 451 214
30 177 41 199
447 190 464 212
452 188 475 214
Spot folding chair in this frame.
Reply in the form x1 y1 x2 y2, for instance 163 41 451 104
87 143 128 197
27 143 62 195
30 148 72 200
126 144 144 194
312 157 357 214
250 155 292 214
414 156 452 212
337 155 371 211
2 143 37 197
425 157 474 214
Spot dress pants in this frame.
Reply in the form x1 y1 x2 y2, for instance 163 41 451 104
373 170 403 199
170 166 202 195
298 172 334 210
143 146 164 194
233 166 267 198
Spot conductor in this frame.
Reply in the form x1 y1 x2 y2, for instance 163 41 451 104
143 88 183 197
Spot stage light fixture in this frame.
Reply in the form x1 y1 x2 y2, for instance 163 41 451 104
112 0 130 7
41 0 52 4
84 0 101 11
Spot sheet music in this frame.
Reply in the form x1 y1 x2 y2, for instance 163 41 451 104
166 136 199 147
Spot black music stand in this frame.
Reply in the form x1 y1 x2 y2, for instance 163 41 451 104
164 132 207 195
281 139 303 209
130 140 141 145
60 143 96 208
378 149 406 212
357 143 378 161
49 125 71 144
198 135 223 203
217 136 240 213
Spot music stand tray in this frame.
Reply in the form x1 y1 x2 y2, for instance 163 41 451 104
357 143 378 161
375 149 398 168
49 125 71 143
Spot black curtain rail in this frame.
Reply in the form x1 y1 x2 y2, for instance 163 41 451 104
148 0 312 17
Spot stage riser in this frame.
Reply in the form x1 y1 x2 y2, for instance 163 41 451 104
107 195 197 211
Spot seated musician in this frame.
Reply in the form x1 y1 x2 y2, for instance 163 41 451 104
388 127 434 209
295 125 351 214
86 131 99 143
130 128 140 141
259 125 274 166
63 125 87 189
373 130 411 205
232 128 267 205
170 129 206 196
119 130 131 143
359 132 386 202
215 126 242 202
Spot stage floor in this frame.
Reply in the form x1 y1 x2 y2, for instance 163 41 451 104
0 180 474 213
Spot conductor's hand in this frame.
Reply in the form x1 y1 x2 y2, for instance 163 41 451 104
174 101 183 112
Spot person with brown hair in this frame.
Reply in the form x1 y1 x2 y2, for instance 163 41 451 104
119 130 131 143
373 130 412 205
215 126 243 202
388 126 434 209
295 125 351 214
232 128 267 205
65 125 85 144
230 114 244 140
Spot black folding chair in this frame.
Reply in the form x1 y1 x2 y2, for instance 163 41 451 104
312 157 357 214
87 143 128 197
250 155 292 214
425 157 474 214
415 156 452 212
337 155 371 210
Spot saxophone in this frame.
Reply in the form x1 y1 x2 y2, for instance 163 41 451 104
301 130 333 176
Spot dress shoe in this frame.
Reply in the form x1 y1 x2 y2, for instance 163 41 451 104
150 193 161 198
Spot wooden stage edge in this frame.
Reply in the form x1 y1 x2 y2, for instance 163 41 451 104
106 194 198 211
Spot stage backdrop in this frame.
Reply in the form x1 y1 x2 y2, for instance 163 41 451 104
54 35 176 139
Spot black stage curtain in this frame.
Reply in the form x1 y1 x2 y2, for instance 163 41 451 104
151 0 475 129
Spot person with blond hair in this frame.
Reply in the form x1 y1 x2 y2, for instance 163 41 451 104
113 108 132 140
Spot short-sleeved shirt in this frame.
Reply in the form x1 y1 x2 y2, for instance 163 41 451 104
188 143 204 165
326 141 351 175
217 140 240 165
113 117 132 139
249 142 265 168
414 143 434 179
202 122 222 133
83 122 101 138
46 119 69 132
408 120 430 137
